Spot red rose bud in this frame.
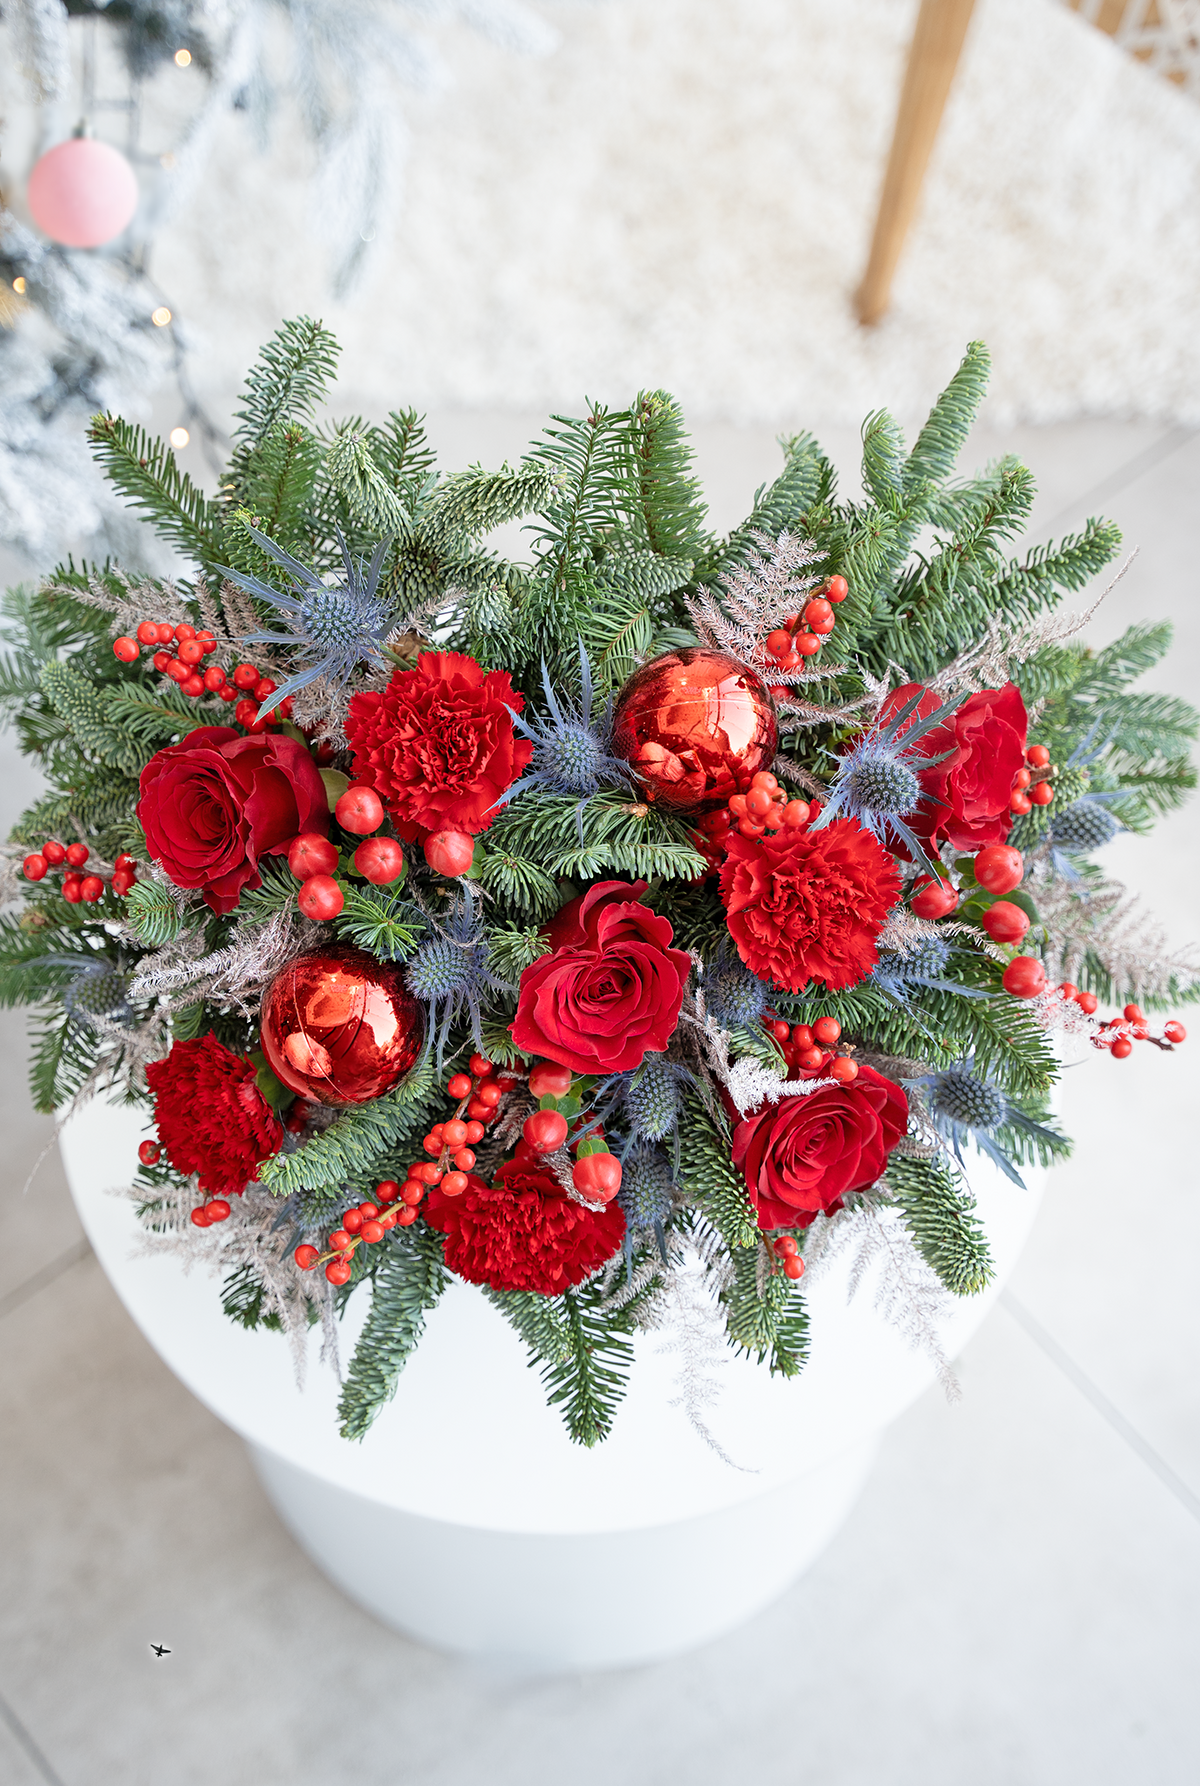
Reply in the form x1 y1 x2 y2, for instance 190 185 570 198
335 784 385 834
974 844 1024 894
572 1152 622 1202
981 900 1029 945
287 832 339 880
353 836 406 884
1002 956 1046 998
424 830 474 877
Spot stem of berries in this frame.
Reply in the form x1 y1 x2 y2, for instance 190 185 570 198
1010 741 1055 815
21 838 138 900
112 620 291 730
763 1013 859 1083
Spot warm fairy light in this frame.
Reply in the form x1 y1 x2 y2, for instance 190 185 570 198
174 48 192 67
159 152 176 170
169 427 190 449
151 306 172 327
12 277 26 295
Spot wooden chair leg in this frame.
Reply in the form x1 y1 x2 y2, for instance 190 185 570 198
855 0 978 326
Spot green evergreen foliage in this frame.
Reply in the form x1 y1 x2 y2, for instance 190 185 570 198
720 1246 811 1377
259 1060 438 1197
220 1262 285 1331
884 1154 994 1296
677 1096 759 1251
538 1278 636 1447
123 879 184 947
338 1226 449 1440
333 886 426 963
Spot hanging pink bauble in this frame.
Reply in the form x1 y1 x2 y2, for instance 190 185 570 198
27 138 139 249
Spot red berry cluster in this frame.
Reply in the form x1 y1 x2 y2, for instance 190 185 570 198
764 1013 859 1083
769 1233 805 1280
1083 997 1187 1060
518 1062 623 1202
763 574 849 693
112 620 290 731
135 1136 236 1227
1010 742 1055 816
694 770 812 866
21 838 137 901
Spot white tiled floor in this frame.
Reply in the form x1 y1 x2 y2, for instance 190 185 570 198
1 417 1198 1785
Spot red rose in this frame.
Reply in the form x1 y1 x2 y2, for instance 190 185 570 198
138 726 329 915
719 812 899 993
146 1033 284 1199
423 1158 625 1294
879 682 1027 851
509 879 691 1074
732 1064 909 1232
345 651 533 842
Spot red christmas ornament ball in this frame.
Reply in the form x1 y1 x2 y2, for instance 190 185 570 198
28 138 139 248
260 945 425 1106
611 648 778 810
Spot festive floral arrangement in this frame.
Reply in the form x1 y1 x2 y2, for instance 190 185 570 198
1 323 1195 1446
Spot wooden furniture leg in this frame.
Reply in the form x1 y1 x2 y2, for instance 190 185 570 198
855 0 979 326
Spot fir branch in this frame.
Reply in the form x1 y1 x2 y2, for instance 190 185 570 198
333 886 425 963
539 1277 635 1447
903 340 990 493
38 660 149 776
677 1095 759 1251
337 1226 448 1440
721 1245 811 1376
882 1153 994 1296
87 415 224 567
123 878 185 948
482 1286 574 1366
259 1059 437 1196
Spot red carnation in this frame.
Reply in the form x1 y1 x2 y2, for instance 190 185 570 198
732 1064 909 1232
345 651 533 842
138 726 329 915
719 811 899 993
423 1158 625 1295
146 1033 284 1199
510 878 691 1074
878 681 1027 851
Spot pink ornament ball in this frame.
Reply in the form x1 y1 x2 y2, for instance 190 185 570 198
27 138 139 249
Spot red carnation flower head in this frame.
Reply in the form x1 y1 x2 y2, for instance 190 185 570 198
137 725 329 915
719 808 900 993
732 1064 909 1232
344 651 534 843
878 681 1027 852
146 1033 284 1199
509 878 691 1074
423 1157 625 1294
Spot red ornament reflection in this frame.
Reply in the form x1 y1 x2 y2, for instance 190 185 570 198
260 945 424 1106
611 648 778 809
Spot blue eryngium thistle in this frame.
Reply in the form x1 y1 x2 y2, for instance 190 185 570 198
617 1142 675 1270
55 959 132 1028
871 932 989 1004
703 943 770 1032
495 646 633 841
810 689 961 880
219 524 396 708
908 1054 1064 1189
404 891 511 1066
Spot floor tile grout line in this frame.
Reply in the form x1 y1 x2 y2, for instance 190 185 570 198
0 1239 92 1326
999 1290 1200 1526
0 1686 67 1786
1032 424 1197 540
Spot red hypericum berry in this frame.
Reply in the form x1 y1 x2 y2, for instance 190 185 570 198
523 1108 569 1153
232 662 259 690
375 1180 400 1204
447 1073 473 1100
111 868 136 896
335 785 385 835
181 674 205 698
910 876 958 919
353 836 405 884
329 1229 353 1252
287 833 339 881
1026 744 1051 769
441 1170 469 1196
751 771 779 793
177 639 204 666
173 623 197 643
342 1208 364 1234
737 817 766 839
1002 956 1046 998
112 635 139 663
804 598 835 633
453 1148 476 1171
166 657 190 683
1013 766 1032 790
1010 791 1033 815
794 632 822 655
1164 1021 1187 1044
572 1152 623 1202
326 1258 353 1285
284 1099 311 1134
136 620 159 646
982 900 1030 945
359 1203 380 1222
784 1256 805 1280
296 874 344 920
79 875 105 903
469 1053 494 1077
812 1016 841 1045
65 841 89 867
21 853 48 880
218 684 240 704
138 1140 161 1165
781 799 811 829
760 802 785 830
824 575 849 602
728 794 748 819
769 1019 791 1044
829 1057 859 1084
1030 781 1054 806
442 1118 469 1148
202 665 226 692
361 1220 385 1244
766 629 792 659
61 876 83 903
424 829 475 877
974 845 1024 895
464 1120 485 1144
41 839 66 865
1123 1003 1145 1023
1110 1038 1133 1059
529 1062 573 1098
190 1207 211 1227
1076 991 1099 1015
294 1244 320 1270
697 808 731 838
255 678 278 702
796 1046 826 1071
205 1199 231 1223
1057 982 1078 1002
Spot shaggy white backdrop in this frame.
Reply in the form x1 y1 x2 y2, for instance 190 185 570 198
147 0 1200 428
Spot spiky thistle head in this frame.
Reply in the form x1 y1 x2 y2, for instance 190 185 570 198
60 962 132 1027
811 688 961 880
908 1053 1063 1189
928 1067 1007 1132
704 944 770 1031
404 892 509 1065
1050 797 1121 854
219 523 397 707
618 1143 675 1230
621 1054 690 1142
497 647 632 834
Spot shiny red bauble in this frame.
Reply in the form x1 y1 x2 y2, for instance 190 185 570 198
910 876 958 919
260 945 425 1106
572 1152 623 1202
424 830 475 877
353 837 405 884
1001 955 1046 998
981 900 1030 945
611 648 778 810
974 845 1024 895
